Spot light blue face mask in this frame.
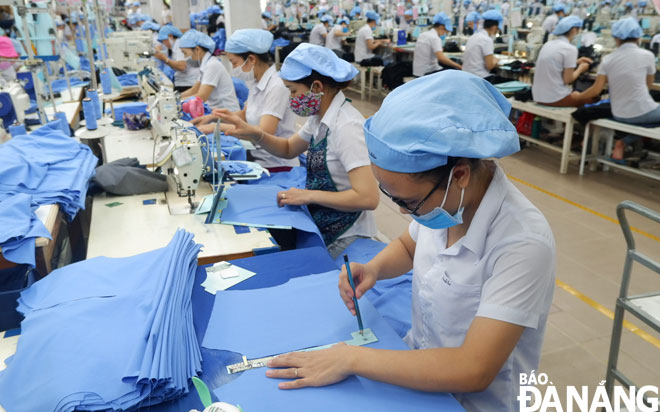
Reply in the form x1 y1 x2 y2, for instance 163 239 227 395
343 26 349 33
411 167 465 230
440 34 447 42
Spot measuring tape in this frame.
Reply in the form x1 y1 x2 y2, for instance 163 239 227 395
226 328 378 375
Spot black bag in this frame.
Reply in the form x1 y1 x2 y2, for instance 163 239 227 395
359 57 384 67
381 61 412 90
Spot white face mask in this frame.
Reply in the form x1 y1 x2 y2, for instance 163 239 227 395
231 59 255 85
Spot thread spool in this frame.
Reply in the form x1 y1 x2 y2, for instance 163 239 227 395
82 98 98 130
87 89 102 119
53 112 70 136
8 123 27 137
100 68 112 95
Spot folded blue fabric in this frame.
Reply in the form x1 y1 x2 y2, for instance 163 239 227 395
248 166 306 189
0 194 51 267
0 126 97 220
51 77 89 94
117 73 139 86
221 161 252 175
0 230 203 411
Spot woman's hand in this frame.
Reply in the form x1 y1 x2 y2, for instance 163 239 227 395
212 108 261 140
191 114 215 126
265 343 353 389
277 188 313 207
338 262 378 315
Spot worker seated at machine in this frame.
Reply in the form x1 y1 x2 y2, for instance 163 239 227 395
413 12 461 77
152 25 200 93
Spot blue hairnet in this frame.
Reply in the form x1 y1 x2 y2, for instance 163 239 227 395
339 17 350 25
404 9 413 16
481 10 503 30
465 11 481 23
366 11 380 23
350 6 361 17
280 43 358 82
157 25 182 42
432 13 453 31
321 15 334 24
135 13 150 22
625 1 633 7
552 3 567 12
132 1 141 6
553 15 582 35
262 11 272 19
179 29 216 51
225 29 273 54
363 71 519 173
611 17 643 39
639 0 647 6
141 22 160 31
207 5 223 14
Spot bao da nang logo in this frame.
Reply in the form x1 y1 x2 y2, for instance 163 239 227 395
517 371 659 412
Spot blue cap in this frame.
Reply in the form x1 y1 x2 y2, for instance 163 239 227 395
280 43 359 82
226 29 273 54
432 13 453 31
157 25 182 41
553 15 582 35
404 9 413 16
465 11 481 23
133 1 141 6
136 13 150 22
339 17 350 25
350 6 361 17
611 17 643 39
179 29 216 51
464 0 472 5
552 3 567 13
207 5 222 14
262 11 272 19
366 11 380 23
625 1 633 7
141 21 160 31
639 0 647 6
363 71 519 173
320 15 334 24
481 9 503 30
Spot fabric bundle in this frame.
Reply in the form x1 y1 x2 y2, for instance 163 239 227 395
117 72 139 86
0 229 203 411
0 193 50 267
0 124 97 220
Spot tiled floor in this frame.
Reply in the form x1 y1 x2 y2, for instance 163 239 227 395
347 91 660 396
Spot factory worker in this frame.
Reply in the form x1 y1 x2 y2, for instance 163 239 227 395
194 29 299 170
355 11 390 64
399 9 415 34
310 15 333 46
542 3 567 42
413 13 462 77
180 30 240 112
262 11 277 32
501 0 510 16
140 21 160 47
153 25 200 93
350 6 361 19
264 71 555 412
464 11 480 35
532 16 593 107
578 18 660 125
326 17 351 51
214 44 379 258
127 1 141 15
462 10 504 84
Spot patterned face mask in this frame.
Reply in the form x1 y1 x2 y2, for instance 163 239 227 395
289 89 323 117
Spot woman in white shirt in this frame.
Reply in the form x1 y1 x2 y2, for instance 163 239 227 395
153 25 200 93
412 12 461 77
179 30 240 112
214 43 379 258
310 15 332 46
194 29 299 170
325 17 350 51
578 18 660 125
262 70 556 412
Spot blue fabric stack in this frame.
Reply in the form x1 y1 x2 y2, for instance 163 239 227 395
0 194 50 267
0 125 98 220
0 230 203 411
50 77 89 94
117 73 139 86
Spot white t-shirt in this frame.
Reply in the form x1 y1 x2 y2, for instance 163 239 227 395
325 25 345 50
199 52 240 111
245 65 299 168
532 36 577 103
355 24 375 63
541 13 559 34
598 43 659 119
298 90 376 241
462 30 494 78
171 38 200 87
407 165 555 412
310 23 328 46
413 29 443 77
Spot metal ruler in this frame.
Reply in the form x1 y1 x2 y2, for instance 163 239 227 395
226 328 378 375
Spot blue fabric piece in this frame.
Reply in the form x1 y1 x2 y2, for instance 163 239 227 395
225 29 273 54
0 194 50 268
0 127 97 220
212 29 226 51
117 73 139 86
220 184 324 247
105 102 148 118
270 37 290 54
231 78 249 110
221 161 251 175
611 17 642 39
364 70 520 173
207 272 462 411
50 77 88 93
248 166 306 189
280 43 358 82
0 230 203 411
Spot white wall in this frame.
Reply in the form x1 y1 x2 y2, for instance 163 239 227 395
225 0 262 36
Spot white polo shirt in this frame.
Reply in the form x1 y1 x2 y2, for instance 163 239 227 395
325 25 345 50
541 13 559 34
462 30 495 78
298 91 376 241
199 52 240 111
310 23 328 46
355 24 375 63
171 38 200 87
413 29 443 77
245 65 299 169
598 43 658 119
407 165 555 412
532 36 577 103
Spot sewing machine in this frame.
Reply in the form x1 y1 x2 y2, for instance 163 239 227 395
0 80 30 127
139 66 174 98
514 27 544 61
106 31 154 72
148 89 178 139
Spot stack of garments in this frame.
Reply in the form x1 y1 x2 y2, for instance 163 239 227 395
0 230 203 411
0 193 50 267
0 124 97 220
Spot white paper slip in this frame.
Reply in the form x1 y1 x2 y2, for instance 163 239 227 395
202 263 257 294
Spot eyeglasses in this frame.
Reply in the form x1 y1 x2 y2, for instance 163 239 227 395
378 180 445 216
